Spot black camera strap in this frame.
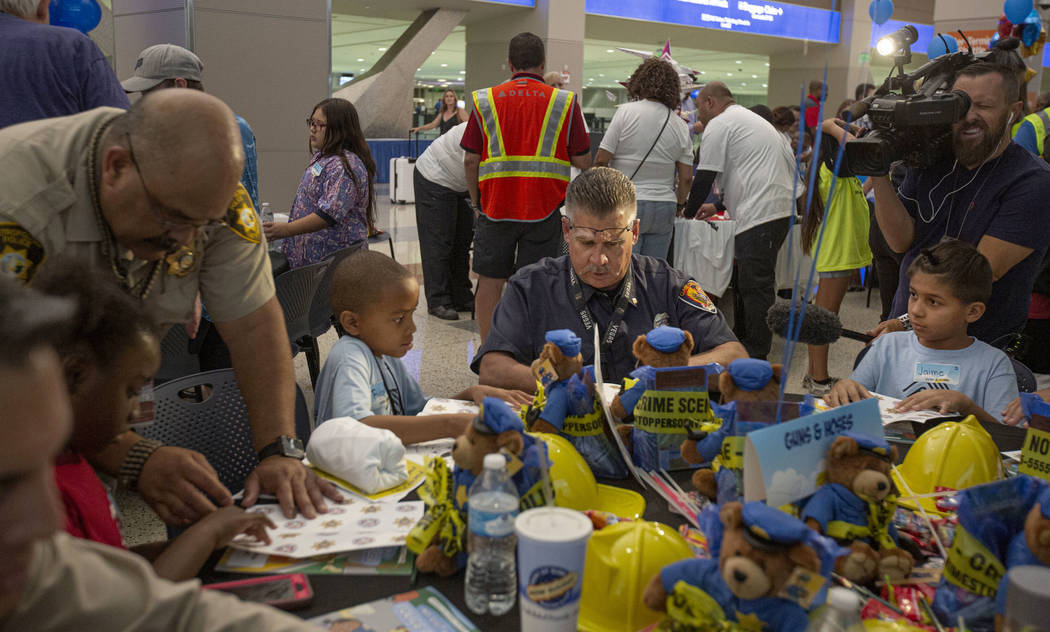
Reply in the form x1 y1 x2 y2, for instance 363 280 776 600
568 266 634 377
378 358 405 416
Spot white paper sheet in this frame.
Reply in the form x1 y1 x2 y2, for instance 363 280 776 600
228 501 424 559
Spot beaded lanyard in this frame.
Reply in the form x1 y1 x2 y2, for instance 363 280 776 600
87 121 163 300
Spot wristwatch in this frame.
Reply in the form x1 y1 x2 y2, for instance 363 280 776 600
257 435 305 461
118 436 164 491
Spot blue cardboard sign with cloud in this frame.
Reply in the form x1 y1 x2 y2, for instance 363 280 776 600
743 398 883 507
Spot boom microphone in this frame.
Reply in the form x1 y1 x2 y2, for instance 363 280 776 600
847 98 870 122
766 301 874 345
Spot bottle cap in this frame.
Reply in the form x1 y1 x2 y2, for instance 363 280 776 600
1005 566 1050 626
827 586 860 611
483 453 506 471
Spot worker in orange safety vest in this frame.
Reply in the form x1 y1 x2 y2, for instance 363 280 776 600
462 31 592 342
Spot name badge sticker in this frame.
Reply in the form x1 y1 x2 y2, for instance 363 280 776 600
310 163 324 177
914 363 961 385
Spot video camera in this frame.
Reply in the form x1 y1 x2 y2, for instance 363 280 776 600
845 26 988 176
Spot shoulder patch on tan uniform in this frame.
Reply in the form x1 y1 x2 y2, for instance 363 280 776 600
223 184 260 244
0 223 45 282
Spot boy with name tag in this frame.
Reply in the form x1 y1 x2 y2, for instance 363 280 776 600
826 239 1018 423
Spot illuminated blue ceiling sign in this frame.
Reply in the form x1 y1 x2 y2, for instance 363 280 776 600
584 0 841 44
481 0 534 5
869 20 935 54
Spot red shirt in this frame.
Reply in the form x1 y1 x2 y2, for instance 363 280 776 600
804 94 822 129
461 72 590 157
1030 292 1050 319
54 451 125 549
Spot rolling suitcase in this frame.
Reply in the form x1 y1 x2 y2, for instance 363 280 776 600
389 133 419 204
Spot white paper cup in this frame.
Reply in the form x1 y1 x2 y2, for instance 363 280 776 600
514 507 593 632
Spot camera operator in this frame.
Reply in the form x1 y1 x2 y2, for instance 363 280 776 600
867 61 1050 344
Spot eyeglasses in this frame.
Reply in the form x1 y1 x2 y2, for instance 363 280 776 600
125 133 227 230
306 118 327 130
567 221 635 245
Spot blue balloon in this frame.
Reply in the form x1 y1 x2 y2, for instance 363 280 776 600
990 31 1002 48
1023 8 1042 47
927 34 959 58
868 0 894 26
49 0 101 34
1004 0 1034 26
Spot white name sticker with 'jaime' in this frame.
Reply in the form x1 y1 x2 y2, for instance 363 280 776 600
914 362 961 385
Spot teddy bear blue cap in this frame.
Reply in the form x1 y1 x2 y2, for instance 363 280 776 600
475 397 525 435
727 358 773 391
840 431 892 458
741 501 812 547
545 329 581 356
645 326 686 353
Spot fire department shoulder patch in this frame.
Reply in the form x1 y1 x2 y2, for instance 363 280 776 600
678 280 716 314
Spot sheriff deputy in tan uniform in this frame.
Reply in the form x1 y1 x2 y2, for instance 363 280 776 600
0 90 341 521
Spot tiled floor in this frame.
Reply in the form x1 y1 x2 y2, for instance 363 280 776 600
119 184 888 546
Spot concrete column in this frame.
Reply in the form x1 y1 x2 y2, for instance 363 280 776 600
334 8 466 138
112 0 330 209
464 0 585 99
767 0 874 109
88 1 115 63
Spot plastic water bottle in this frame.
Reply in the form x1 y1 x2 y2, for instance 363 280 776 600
805 587 864 632
258 202 273 224
464 453 519 616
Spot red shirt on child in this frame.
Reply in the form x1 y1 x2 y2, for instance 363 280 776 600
54 451 125 549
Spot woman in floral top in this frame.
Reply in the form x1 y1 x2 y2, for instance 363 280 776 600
264 97 376 268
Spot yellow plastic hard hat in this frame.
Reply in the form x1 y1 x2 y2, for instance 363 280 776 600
578 521 693 632
891 415 1003 515
531 432 646 520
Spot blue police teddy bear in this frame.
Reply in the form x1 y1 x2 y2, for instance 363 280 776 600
412 398 549 576
526 330 628 478
643 501 845 632
994 481 1050 629
681 358 784 504
801 432 914 585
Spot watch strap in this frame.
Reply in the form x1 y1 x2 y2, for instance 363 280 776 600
257 436 304 461
118 437 164 491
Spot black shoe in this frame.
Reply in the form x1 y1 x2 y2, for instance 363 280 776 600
453 300 474 312
428 305 459 321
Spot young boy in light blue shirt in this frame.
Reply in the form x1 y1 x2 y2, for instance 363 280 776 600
826 239 1017 423
313 251 529 444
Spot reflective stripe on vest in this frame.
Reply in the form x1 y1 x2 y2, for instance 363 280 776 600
474 89 504 159
537 89 572 156
478 156 571 181
1012 108 1050 155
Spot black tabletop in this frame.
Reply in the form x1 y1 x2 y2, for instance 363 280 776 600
201 469 696 629
200 418 1028 629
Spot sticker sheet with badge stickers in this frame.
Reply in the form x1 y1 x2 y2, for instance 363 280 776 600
420 397 479 416
228 501 424 559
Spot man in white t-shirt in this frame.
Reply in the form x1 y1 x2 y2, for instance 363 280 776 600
684 81 797 359
413 122 474 321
